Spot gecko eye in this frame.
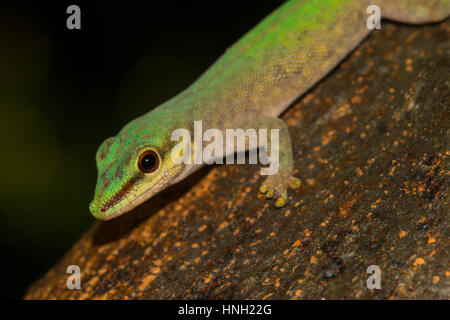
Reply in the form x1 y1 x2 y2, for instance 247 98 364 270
138 150 160 173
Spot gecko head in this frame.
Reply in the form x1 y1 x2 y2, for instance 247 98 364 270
89 119 189 220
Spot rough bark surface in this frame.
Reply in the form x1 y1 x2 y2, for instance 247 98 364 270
25 21 449 300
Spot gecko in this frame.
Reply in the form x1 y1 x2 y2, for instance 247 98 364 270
89 0 449 220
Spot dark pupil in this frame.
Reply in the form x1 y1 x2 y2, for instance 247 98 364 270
141 154 156 170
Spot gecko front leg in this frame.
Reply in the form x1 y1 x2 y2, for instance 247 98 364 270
241 116 300 207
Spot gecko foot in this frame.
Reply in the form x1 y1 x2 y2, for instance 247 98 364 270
259 173 300 207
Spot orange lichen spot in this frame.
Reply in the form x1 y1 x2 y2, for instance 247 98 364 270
201 250 208 256
339 199 356 216
218 221 228 230
333 103 351 120
283 249 289 255
274 278 280 288
269 232 275 237
233 228 240 235
87 276 99 287
304 229 310 237
389 166 397 176
198 224 207 232
398 231 406 238
191 243 199 249
307 178 316 186
153 259 162 266
344 180 349 185
432 276 440 284
243 259 249 265
310 256 317 264
351 95 362 104
293 239 301 247
356 167 363 176
246 217 255 224
367 212 372 217
295 289 302 296
427 237 436 244
151 266 161 274
284 209 291 217
445 271 450 277
321 130 336 146
287 249 296 259
413 257 425 266
308 163 315 169
389 88 395 93
262 293 273 300
139 274 157 290
204 274 213 284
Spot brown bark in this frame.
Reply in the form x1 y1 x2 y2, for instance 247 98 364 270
25 21 449 300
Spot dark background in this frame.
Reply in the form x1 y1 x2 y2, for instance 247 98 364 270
0 0 285 299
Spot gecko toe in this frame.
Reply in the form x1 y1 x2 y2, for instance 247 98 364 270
288 177 301 189
275 197 287 207
265 189 275 199
259 183 269 194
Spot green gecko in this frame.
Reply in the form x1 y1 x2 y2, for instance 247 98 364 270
90 0 449 220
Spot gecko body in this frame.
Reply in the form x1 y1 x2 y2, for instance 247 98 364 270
90 0 449 220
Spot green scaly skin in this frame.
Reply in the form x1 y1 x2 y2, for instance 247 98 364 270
90 0 449 220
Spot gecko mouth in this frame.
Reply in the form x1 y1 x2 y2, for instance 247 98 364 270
98 191 145 220
97 181 165 220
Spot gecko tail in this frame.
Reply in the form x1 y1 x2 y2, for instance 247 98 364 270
379 0 450 24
